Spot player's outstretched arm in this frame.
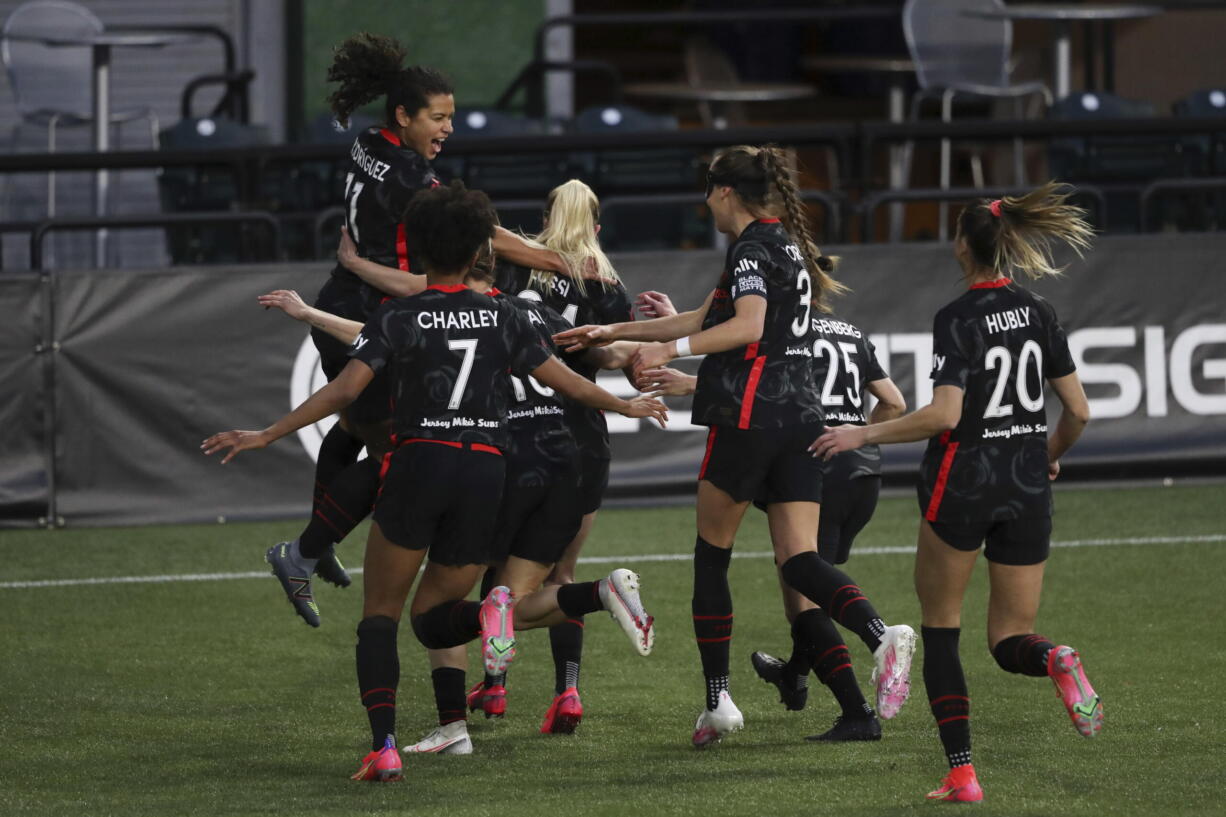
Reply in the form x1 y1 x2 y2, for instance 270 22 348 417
337 227 427 298
811 384 963 460
635 367 697 397
582 341 642 371
258 290 364 344
867 377 907 424
531 356 668 428
554 290 716 352
635 290 678 319
630 292 765 374
1046 371 1090 479
201 359 374 464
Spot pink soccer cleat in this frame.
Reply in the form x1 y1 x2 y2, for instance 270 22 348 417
871 624 916 719
540 687 583 734
1048 646 1103 737
926 764 984 803
466 680 507 719
350 736 402 782
479 586 517 676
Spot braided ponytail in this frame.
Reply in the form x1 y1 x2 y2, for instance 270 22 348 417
758 146 846 312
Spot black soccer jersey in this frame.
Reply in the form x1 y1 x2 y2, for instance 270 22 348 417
349 284 552 450
692 219 823 430
812 314 889 480
331 127 439 291
496 291 579 483
497 263 634 459
919 279 1076 525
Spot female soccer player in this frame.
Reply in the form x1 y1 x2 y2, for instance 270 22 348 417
475 179 636 730
270 33 572 624
204 182 665 781
813 183 1099 802
637 307 906 741
556 145 916 748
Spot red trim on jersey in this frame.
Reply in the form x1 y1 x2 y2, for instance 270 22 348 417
379 128 401 146
486 287 501 296
743 342 759 360
399 437 502 456
970 277 1012 290
924 440 960 522
698 426 717 480
395 224 409 272
757 218 781 223
425 284 469 293
378 452 394 481
738 355 767 429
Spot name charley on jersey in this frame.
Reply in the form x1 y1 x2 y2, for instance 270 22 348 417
417 309 500 330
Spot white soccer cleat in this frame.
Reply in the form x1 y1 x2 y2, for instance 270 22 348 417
692 690 744 748
871 624 917 720
400 721 473 756
599 568 655 656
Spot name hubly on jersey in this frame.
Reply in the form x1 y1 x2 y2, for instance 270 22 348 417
983 306 1031 334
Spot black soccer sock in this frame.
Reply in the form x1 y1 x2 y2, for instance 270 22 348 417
556 581 604 618
992 633 1057 677
784 613 816 680
300 456 381 559
923 626 972 769
431 667 467 726
800 608 873 718
313 423 364 511
779 551 886 653
410 601 481 650
356 615 399 752
549 618 585 695
692 537 733 710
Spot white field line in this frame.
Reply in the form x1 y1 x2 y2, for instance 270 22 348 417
2 533 1223 591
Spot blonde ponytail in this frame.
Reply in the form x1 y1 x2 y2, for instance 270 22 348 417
525 179 620 297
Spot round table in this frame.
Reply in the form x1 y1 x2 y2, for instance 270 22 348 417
963 4 1163 99
4 30 198 264
625 81 817 129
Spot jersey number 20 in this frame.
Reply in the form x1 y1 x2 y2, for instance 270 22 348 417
984 340 1044 418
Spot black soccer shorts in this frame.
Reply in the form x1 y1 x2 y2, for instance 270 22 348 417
699 423 824 504
373 440 506 566
576 454 610 516
492 456 584 567
928 515 1053 566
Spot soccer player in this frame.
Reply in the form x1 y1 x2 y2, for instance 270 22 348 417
203 182 666 781
476 179 637 731
272 33 572 625
639 310 907 741
556 145 917 748
813 183 1099 803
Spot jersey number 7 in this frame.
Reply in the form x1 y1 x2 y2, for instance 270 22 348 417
447 338 478 410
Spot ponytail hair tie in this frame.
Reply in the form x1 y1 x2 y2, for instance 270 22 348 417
816 255 834 272
988 199 1003 218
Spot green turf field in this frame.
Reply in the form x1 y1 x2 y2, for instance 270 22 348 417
1 482 1223 816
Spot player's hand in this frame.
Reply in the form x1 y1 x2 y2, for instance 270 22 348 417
619 395 669 428
1048 459 1061 481
553 324 615 352
636 366 696 397
337 226 360 270
200 429 272 465
257 289 309 321
636 290 677 319
631 341 675 376
809 425 868 461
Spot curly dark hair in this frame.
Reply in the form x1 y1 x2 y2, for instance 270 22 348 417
326 33 453 127
401 181 497 274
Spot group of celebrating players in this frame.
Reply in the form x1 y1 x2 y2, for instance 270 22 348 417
202 33 1104 803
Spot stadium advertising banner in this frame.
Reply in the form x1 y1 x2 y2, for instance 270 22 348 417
0 234 1222 527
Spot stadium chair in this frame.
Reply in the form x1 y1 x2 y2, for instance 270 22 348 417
1047 92 1182 232
1173 89 1226 174
571 104 705 251
156 116 272 263
1 0 159 217
902 0 1052 237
